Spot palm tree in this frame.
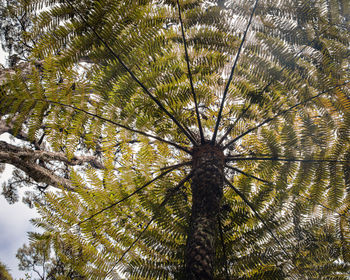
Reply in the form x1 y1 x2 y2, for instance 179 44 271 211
0 0 350 279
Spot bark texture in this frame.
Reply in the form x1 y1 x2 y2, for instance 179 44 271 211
185 144 225 279
0 136 104 191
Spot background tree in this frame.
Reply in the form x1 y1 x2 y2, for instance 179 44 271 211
1 0 350 279
0 0 34 66
0 261 14 280
16 232 87 280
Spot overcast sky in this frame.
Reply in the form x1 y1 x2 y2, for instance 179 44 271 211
0 49 39 279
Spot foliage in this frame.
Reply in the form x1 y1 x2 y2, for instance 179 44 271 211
0 261 13 280
0 0 350 279
0 0 34 65
16 232 87 279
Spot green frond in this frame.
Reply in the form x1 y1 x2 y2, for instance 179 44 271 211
2 0 350 278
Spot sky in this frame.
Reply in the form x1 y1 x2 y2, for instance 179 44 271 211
0 49 39 279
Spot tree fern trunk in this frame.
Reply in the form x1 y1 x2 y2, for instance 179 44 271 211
185 144 225 279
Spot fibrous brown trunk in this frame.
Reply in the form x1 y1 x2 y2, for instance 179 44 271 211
185 144 225 279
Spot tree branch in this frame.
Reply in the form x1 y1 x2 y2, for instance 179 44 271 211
0 118 42 149
0 140 104 169
0 61 40 85
0 141 74 191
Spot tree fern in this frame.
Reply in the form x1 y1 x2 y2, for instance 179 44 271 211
0 0 350 279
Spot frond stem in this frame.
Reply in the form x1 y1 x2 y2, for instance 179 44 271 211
225 165 269 183
218 36 319 145
103 218 154 280
225 165 348 218
104 172 193 279
77 165 181 226
298 193 347 217
218 215 230 280
211 0 259 143
217 103 252 145
226 156 350 164
64 0 198 146
160 161 192 171
223 80 350 150
34 98 191 154
176 0 204 143
224 177 292 260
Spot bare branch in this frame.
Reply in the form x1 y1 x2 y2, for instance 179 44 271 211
0 61 40 85
0 140 104 169
0 141 74 191
0 119 43 149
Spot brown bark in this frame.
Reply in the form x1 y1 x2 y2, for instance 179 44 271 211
0 140 104 191
0 140 104 169
0 61 42 85
0 145 74 190
185 144 225 279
